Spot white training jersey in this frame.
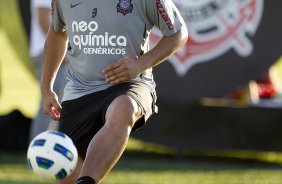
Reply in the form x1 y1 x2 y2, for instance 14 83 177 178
52 0 186 101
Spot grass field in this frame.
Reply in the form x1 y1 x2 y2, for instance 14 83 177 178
1 138 282 184
1 150 282 184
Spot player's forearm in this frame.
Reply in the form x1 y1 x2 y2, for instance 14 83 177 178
41 26 68 94
138 26 188 70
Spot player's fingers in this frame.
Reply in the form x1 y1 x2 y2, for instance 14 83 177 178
106 71 128 83
102 62 121 74
104 66 125 78
48 109 60 121
52 99 62 113
46 99 61 121
44 106 58 121
110 76 128 85
51 107 60 121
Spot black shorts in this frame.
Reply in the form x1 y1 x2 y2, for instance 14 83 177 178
58 82 157 158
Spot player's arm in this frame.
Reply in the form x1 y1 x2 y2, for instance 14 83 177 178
103 26 188 84
139 26 188 70
40 24 68 120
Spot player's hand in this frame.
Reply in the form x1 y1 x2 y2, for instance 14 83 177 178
103 57 145 85
41 90 62 121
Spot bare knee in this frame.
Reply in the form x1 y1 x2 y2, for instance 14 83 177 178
105 95 141 129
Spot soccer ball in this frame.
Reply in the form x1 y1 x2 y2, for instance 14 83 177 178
27 130 78 180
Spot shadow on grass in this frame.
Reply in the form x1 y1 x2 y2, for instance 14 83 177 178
115 152 282 172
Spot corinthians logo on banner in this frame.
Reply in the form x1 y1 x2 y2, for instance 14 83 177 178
150 0 264 76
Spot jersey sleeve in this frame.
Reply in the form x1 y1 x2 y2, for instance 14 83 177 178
51 0 66 32
146 0 186 36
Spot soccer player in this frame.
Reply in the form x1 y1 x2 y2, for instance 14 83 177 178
42 0 188 183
